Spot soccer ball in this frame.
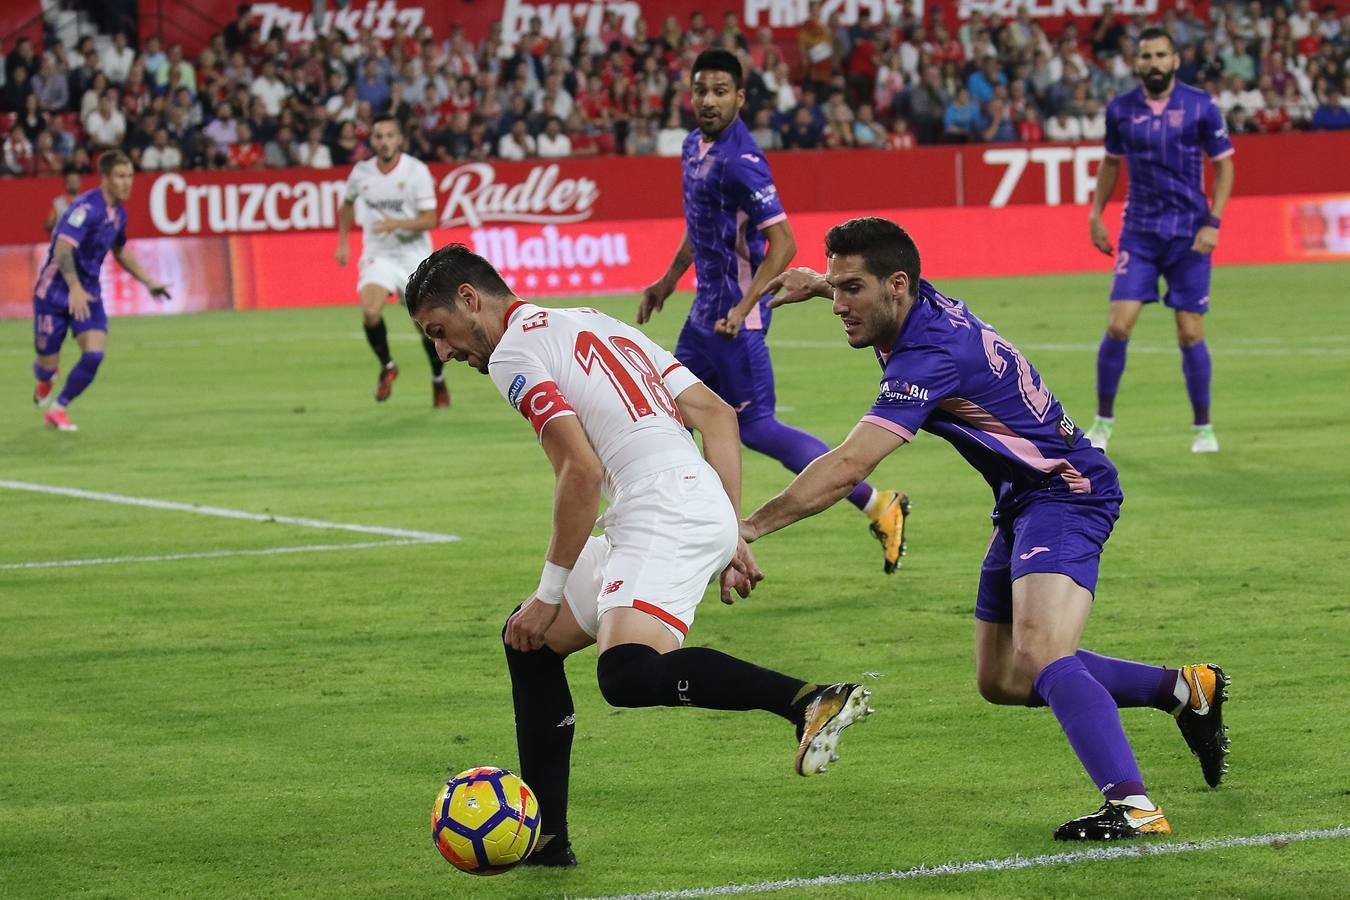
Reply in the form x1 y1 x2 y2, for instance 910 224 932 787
431 767 541 875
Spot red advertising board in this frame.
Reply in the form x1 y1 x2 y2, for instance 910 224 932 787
4 133 1347 246
138 0 1215 55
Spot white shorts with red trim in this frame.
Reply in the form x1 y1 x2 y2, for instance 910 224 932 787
562 461 737 644
357 248 425 297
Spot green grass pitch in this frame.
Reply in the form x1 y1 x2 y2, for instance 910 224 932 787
2 262 1348 898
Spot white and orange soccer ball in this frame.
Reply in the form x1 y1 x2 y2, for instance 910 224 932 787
431 767 540 875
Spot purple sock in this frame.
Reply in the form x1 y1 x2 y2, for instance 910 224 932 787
1034 655 1146 801
740 416 874 509
33 362 57 382
1180 340 1211 426
1027 651 1178 712
1096 335 1128 418
56 351 104 406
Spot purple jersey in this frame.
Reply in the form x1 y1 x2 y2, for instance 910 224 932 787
33 188 127 306
681 118 787 331
1103 83 1234 240
862 281 1120 516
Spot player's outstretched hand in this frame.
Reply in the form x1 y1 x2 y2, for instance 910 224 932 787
719 537 765 604
68 286 93 322
637 280 670 324
765 267 829 309
1088 217 1114 256
505 598 560 652
1192 225 1219 255
148 282 172 302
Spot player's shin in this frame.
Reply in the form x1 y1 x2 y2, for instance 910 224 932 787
596 642 806 720
502 617 574 847
1026 650 1179 712
1033 655 1149 803
56 351 104 406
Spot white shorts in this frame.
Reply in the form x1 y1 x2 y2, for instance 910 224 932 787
562 462 737 644
357 247 426 297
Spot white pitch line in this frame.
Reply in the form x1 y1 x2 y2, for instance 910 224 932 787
0 539 443 570
581 826 1350 900
0 480 459 543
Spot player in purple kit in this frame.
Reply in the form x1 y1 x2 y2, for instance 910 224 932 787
746 217 1230 840
640 49 912 575
1087 27 1235 454
31 151 170 432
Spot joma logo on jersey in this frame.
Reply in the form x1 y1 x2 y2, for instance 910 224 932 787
879 380 929 402
507 374 527 408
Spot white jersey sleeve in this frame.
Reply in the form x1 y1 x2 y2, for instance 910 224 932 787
411 159 437 212
489 334 577 440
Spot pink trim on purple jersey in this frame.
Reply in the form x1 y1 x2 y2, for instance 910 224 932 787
861 414 914 442
939 398 1091 494
756 212 787 230
1210 148 1235 161
57 234 80 248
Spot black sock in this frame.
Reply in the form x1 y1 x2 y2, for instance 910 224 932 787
364 319 391 366
420 334 445 377
503 623 574 841
596 643 807 723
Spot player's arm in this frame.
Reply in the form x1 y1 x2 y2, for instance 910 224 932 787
674 381 765 603
742 420 906 543
336 199 355 266
1088 155 1122 255
764 266 830 308
715 218 797 338
505 414 604 652
638 232 693 324
1193 155 1234 255
53 239 94 320
372 207 437 235
112 246 171 300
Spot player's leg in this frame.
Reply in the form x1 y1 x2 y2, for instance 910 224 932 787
730 331 911 572
421 328 450 407
1089 231 1159 450
591 468 872 775
46 310 108 432
1163 242 1218 451
31 303 67 407
504 538 604 867
358 274 398 401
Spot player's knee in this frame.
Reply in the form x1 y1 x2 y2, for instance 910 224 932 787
976 668 1028 705
1177 328 1204 348
1105 322 1133 341
596 642 660 707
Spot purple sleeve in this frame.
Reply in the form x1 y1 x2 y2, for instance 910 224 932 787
1103 100 1124 156
1200 97 1234 159
54 202 94 248
727 154 787 229
860 347 960 441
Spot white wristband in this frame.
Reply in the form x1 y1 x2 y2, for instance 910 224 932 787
535 561 571 605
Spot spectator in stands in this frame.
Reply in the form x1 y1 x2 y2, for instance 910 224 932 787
329 120 366 166
44 168 81 231
155 44 196 97
250 59 290 117
141 128 183 170
295 124 331 168
17 92 47 142
782 105 824 149
6 36 38 86
32 130 61 175
355 59 390 110
1311 85 1350 130
982 96 1018 142
202 102 240 154
1079 96 1106 141
1092 3 1128 59
102 32 135 85
263 123 297 167
536 115 572 158
1 60 32 113
1045 106 1083 142
907 63 950 144
887 117 916 149
626 114 658 155
1017 106 1045 142
32 56 69 113
497 117 536 159
943 87 984 143
85 89 127 150
2 123 35 175
853 103 884 148
655 105 685 156
969 54 1008 106
227 122 264 168
224 4 255 53
799 0 834 90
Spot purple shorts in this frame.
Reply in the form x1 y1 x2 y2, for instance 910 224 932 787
1109 229 1212 313
34 297 107 355
975 498 1120 624
674 323 777 425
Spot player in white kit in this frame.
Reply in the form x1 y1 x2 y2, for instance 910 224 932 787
336 114 450 406
405 244 874 867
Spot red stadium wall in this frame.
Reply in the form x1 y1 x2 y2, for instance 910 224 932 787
3 133 1348 319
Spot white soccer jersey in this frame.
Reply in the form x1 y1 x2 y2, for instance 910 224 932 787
488 302 705 494
343 153 437 260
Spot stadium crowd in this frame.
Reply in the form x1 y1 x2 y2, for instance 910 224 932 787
2 0 1348 176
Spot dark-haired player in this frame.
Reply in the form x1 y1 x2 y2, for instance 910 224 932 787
639 49 912 574
336 114 449 406
32 150 171 431
1087 27 1235 453
406 243 874 867
752 216 1230 841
